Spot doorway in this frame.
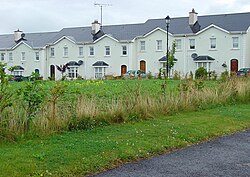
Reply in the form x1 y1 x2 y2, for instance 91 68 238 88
121 65 127 75
50 65 55 79
140 60 146 72
230 59 238 74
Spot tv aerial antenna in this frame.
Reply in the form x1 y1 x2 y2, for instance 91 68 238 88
94 2 112 29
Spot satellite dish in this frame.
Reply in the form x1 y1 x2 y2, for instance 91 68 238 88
191 53 198 59
78 60 84 65
21 33 25 38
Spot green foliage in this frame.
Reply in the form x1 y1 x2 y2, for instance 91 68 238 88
167 41 176 70
147 71 153 79
18 73 45 132
195 67 208 80
0 63 14 118
0 104 250 176
220 70 229 81
173 71 181 80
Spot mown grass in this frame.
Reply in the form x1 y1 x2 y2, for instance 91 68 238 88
0 104 249 177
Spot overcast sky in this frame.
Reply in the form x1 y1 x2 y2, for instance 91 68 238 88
1 0 250 34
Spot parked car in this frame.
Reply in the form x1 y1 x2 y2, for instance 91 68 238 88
123 70 147 79
237 68 250 76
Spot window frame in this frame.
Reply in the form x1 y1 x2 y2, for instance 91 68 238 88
79 47 84 57
50 47 55 57
9 52 13 61
121 45 127 56
175 39 182 50
210 38 216 49
68 66 79 79
105 46 111 56
63 47 68 57
156 40 163 51
232 37 239 49
89 46 94 56
35 52 40 61
140 41 146 51
94 67 106 79
189 39 196 50
1 53 5 61
21 52 25 61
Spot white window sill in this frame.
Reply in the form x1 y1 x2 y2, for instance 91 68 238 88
50 56 55 58
155 50 163 52
209 49 217 51
121 55 128 57
231 48 240 50
139 50 146 53
104 55 111 57
34 60 40 62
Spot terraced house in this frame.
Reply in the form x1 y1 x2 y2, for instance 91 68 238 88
1 9 250 80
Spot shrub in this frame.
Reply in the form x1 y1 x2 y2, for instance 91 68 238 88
195 67 207 80
220 70 229 81
173 71 181 80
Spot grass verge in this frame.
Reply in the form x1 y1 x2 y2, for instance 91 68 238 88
0 104 250 176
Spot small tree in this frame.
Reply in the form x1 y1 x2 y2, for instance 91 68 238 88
19 72 45 132
195 67 208 80
56 63 69 80
0 63 14 120
167 41 176 72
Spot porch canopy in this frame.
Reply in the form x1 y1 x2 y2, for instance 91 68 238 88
158 56 178 62
92 61 109 67
14 66 24 70
193 55 215 61
67 61 80 66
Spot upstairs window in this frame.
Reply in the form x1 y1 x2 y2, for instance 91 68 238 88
156 40 162 51
189 39 195 50
232 37 239 49
9 52 13 61
140 41 146 51
21 52 25 61
79 47 83 56
105 46 111 56
89 46 94 56
1 53 5 61
175 39 182 50
63 47 68 57
50 48 55 57
122 45 127 56
35 52 39 60
210 38 216 49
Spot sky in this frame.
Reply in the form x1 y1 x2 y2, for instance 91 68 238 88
1 0 250 34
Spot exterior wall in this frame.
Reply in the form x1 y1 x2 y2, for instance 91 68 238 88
2 43 43 77
1 25 250 80
246 27 250 67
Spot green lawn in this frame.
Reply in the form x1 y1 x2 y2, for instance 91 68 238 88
0 104 249 177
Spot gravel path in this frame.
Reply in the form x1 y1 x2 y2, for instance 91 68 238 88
92 129 250 177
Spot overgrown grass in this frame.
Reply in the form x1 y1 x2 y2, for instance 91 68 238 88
0 77 250 140
0 104 249 176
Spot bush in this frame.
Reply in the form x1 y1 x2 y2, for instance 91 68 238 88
195 67 207 80
220 70 229 81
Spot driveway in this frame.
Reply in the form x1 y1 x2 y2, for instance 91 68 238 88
92 129 250 177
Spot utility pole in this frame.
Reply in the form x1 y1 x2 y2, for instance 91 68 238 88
94 2 112 29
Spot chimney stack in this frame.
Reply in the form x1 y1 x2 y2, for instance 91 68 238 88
91 20 101 35
14 29 25 42
189 8 198 26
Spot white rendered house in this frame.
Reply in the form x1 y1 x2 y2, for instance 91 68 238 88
0 9 250 79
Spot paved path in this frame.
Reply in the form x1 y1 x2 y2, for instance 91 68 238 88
92 129 250 177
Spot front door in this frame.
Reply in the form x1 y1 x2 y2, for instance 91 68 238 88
230 59 238 74
140 60 146 72
50 65 55 79
121 65 127 75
